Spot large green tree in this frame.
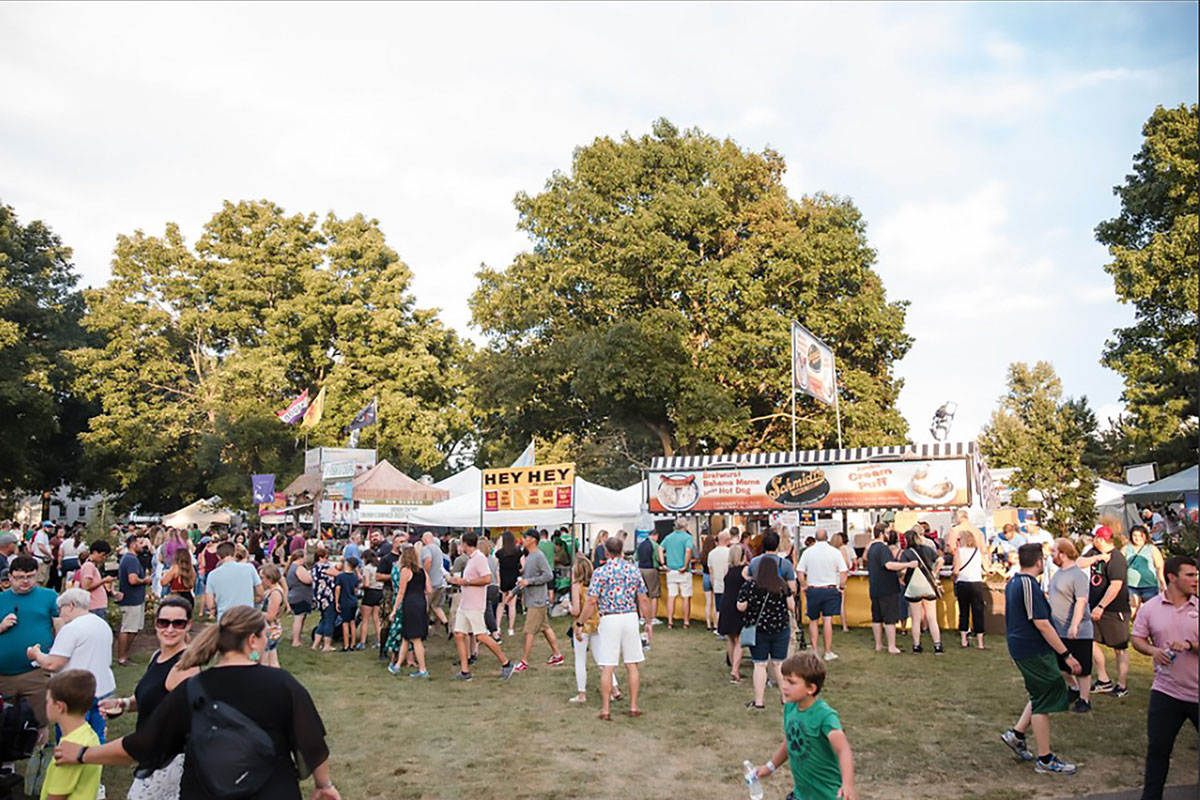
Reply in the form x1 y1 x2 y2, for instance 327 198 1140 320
0 203 96 500
1094 103 1198 472
470 119 912 483
980 362 1097 535
72 200 470 511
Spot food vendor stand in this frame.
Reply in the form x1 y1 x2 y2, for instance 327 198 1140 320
646 441 999 627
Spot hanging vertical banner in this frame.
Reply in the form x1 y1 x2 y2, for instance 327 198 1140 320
299 386 326 429
251 474 276 504
276 389 310 425
792 321 837 407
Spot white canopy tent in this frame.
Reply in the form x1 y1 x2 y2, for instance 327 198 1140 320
408 477 640 529
431 466 481 499
163 499 233 532
1123 465 1199 505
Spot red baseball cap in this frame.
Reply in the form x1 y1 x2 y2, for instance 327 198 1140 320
1093 525 1114 540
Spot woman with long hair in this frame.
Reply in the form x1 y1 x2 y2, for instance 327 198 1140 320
1122 524 1165 614
386 547 429 677
358 550 384 649
98 595 199 800
285 548 314 647
718 545 748 683
496 531 523 637
567 555 619 704
953 527 987 649
161 528 188 566
901 528 944 654
736 550 794 708
161 548 197 612
699 530 718 633
57 606 340 800
310 547 338 652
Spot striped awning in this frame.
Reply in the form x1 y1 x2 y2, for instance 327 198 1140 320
649 442 979 472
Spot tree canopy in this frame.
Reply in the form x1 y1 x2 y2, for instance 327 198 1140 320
470 119 912 483
980 361 1097 535
1094 103 1198 473
71 200 471 510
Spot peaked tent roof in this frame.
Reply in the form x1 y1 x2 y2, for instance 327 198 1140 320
407 477 638 528
432 466 481 498
1096 478 1134 507
281 471 323 498
353 460 449 504
163 499 232 531
1123 465 1199 504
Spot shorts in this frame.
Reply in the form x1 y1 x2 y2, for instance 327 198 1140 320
119 604 145 633
1015 652 1070 715
593 612 645 666
749 626 790 663
289 599 313 615
1055 638 1094 676
702 573 713 592
338 605 358 626
427 586 446 614
524 605 552 635
806 587 841 621
639 569 661 599
362 588 384 607
0 669 51 726
1130 585 1159 603
90 608 107 619
666 570 693 598
265 622 283 651
1094 610 1130 650
870 594 901 625
454 608 489 636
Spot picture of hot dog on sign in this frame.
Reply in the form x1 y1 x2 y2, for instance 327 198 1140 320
791 321 837 407
656 474 700 511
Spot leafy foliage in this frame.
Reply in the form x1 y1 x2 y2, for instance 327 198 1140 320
470 119 911 481
1094 103 1199 473
980 362 1097 535
71 201 470 511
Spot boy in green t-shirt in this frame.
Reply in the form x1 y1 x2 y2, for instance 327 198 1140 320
41 670 102 800
752 652 857 800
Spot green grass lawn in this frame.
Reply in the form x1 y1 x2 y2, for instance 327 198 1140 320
90 621 1196 799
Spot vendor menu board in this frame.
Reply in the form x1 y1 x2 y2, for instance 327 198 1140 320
483 463 575 512
650 460 970 513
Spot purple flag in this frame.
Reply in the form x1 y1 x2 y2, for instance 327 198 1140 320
251 474 276 504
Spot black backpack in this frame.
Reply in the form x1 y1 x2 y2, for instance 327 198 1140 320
185 676 280 799
0 695 39 762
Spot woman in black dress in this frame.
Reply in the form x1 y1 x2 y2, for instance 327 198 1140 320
495 531 523 637
385 546 429 676
55 605 340 800
718 545 748 683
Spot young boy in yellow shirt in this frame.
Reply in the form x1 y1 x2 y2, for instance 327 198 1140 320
41 670 102 800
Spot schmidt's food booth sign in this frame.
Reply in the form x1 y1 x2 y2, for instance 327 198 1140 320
649 443 994 514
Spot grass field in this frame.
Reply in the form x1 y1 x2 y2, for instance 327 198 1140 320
79 620 1199 799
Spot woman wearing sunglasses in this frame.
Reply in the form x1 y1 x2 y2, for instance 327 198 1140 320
97 595 198 799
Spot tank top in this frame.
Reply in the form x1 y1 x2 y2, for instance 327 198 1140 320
134 650 184 733
955 547 983 583
286 562 313 605
1124 545 1157 588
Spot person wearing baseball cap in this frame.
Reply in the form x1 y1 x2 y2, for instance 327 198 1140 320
0 532 19 575
1081 526 1132 698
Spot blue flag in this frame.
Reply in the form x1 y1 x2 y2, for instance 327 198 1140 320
251 474 276 504
348 398 378 430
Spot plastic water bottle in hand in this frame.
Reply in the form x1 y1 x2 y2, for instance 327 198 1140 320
1156 648 1176 674
743 760 764 800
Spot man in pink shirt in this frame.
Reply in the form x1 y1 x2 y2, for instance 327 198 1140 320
447 532 515 681
1131 555 1198 800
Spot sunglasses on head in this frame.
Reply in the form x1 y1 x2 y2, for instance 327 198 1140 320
155 617 189 630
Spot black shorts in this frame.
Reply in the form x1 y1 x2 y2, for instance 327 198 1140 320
1056 638 1094 675
289 599 313 615
870 594 901 625
362 588 384 607
1094 611 1130 650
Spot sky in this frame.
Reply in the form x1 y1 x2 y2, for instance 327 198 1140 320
2 2 1197 446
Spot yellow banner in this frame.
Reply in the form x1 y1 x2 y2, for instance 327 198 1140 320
482 463 575 512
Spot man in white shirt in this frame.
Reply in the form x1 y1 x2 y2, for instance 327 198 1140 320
31 524 53 585
797 529 849 661
706 531 732 633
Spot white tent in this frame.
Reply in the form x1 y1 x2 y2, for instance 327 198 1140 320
162 499 233 531
431 466 481 498
408 477 640 528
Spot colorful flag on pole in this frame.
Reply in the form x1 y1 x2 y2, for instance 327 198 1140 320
251 474 276 504
276 389 310 425
510 440 535 468
299 386 326 430
348 398 378 430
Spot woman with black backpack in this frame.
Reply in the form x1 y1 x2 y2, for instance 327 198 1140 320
52 605 340 800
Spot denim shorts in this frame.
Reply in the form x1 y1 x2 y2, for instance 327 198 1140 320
702 573 713 592
749 625 790 663
1130 585 1159 602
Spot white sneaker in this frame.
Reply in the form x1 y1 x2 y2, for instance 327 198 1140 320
823 651 839 662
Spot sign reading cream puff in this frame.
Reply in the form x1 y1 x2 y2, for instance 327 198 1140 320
483 463 576 512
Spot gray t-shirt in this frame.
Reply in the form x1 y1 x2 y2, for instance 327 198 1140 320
421 542 446 588
521 548 554 608
1047 564 1093 639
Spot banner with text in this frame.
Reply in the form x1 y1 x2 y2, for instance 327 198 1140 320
649 459 970 513
483 463 576 512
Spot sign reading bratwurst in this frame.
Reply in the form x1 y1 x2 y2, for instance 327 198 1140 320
649 460 970 513
483 463 576 512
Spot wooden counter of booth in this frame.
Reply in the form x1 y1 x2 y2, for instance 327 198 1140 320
654 571 1009 635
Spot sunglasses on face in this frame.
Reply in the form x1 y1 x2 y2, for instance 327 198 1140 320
155 617 189 630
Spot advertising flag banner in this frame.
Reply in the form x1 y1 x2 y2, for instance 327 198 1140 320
299 386 326 430
251 474 276 504
791 321 837 407
482 463 575 512
348 398 378 431
258 491 286 516
277 389 310 425
510 441 535 468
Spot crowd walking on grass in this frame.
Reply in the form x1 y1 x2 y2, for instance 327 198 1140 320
0 509 1193 800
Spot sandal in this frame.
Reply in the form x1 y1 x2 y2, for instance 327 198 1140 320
745 701 765 709
628 709 643 717
597 711 611 721
729 675 742 684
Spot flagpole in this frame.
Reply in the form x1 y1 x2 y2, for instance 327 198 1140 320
790 322 797 454
834 380 844 451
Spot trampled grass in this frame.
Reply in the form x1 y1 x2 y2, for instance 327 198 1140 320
91 621 1196 799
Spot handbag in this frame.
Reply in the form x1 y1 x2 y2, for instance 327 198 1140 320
740 590 768 647
904 548 943 601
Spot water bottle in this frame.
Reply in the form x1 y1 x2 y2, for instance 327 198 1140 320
1157 648 1176 674
743 760 764 800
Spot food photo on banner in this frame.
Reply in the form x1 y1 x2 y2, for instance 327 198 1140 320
792 320 837 407
482 463 576 511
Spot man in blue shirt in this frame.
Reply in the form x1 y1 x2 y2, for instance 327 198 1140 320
1000 544 1080 776
205 541 263 620
661 521 694 629
116 534 150 666
0 555 60 734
